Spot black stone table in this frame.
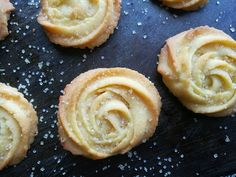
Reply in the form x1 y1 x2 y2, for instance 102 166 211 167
0 0 235 176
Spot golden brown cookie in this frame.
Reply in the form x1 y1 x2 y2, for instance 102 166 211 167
37 0 121 49
0 83 38 170
158 26 236 117
58 68 161 159
161 0 208 11
0 0 15 40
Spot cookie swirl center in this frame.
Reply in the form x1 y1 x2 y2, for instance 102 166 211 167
0 107 20 162
190 42 236 105
69 77 152 154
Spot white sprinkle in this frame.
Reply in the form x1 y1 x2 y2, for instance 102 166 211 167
213 153 218 158
225 135 231 143
137 22 142 26
230 27 235 33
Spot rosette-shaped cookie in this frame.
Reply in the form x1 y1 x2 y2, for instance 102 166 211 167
0 0 15 40
0 83 38 170
58 68 161 159
161 0 208 11
37 0 121 48
158 26 236 117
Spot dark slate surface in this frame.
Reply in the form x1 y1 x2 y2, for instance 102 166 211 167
0 0 235 177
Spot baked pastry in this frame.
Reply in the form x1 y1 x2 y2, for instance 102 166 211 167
161 0 208 11
58 68 161 159
37 0 121 48
0 83 38 170
158 26 236 117
0 0 15 40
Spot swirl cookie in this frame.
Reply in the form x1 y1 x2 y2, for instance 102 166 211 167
37 0 121 48
58 68 161 159
0 0 15 40
161 0 208 11
0 83 38 170
158 26 236 117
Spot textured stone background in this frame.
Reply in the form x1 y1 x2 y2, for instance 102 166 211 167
0 0 235 176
